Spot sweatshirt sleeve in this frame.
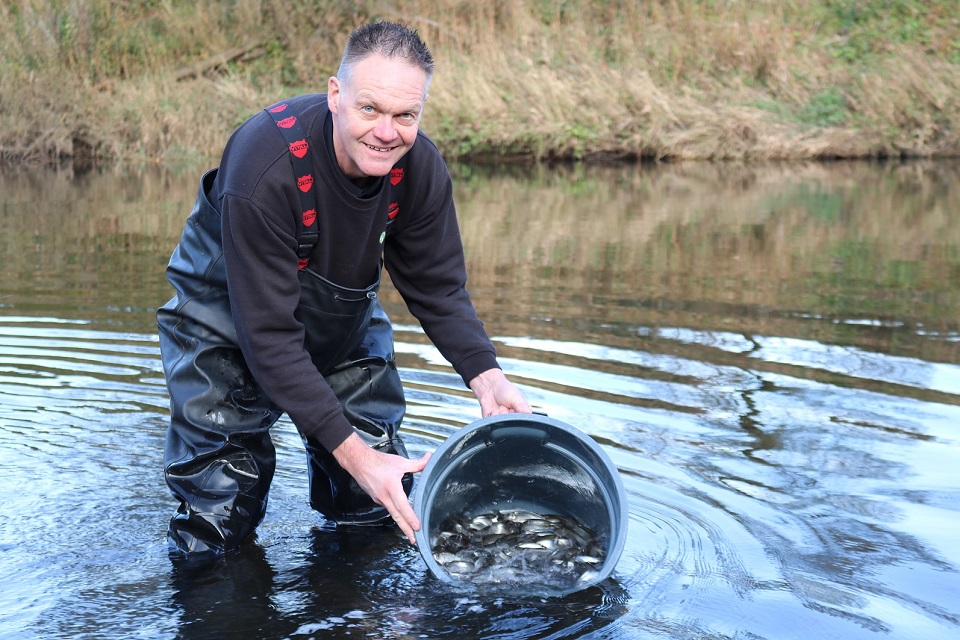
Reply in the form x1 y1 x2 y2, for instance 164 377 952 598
384 149 500 386
221 186 355 452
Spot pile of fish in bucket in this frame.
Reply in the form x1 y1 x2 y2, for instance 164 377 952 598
431 507 606 591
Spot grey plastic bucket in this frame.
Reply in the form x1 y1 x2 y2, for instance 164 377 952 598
413 413 628 595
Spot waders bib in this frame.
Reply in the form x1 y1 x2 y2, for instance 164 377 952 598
157 107 408 559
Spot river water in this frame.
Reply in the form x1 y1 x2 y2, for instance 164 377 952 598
1 160 958 639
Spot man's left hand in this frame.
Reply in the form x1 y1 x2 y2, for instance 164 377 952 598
468 368 533 416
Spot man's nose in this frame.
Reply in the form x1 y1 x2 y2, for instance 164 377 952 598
373 115 396 141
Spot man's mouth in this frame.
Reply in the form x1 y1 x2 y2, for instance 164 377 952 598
365 143 394 152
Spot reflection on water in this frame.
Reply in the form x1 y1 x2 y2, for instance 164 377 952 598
1 160 959 639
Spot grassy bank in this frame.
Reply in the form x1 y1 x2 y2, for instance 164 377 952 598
1 0 959 165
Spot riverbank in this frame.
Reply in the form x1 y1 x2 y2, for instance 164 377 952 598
2 0 958 165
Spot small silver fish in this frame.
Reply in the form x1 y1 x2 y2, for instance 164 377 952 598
518 540 549 550
487 522 516 535
578 569 601 583
433 551 459 565
431 507 606 590
502 509 541 523
446 560 476 574
468 514 493 530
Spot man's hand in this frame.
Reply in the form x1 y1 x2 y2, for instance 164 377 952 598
332 433 431 544
469 368 533 416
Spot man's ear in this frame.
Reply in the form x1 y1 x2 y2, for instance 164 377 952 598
327 76 340 113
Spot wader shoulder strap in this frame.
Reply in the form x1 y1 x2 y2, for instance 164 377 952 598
265 102 318 270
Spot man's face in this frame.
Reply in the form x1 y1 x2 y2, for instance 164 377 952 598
328 53 427 179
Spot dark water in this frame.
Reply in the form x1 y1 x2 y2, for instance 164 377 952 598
1 160 959 639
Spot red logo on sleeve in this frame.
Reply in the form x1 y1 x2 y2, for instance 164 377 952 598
302 208 316 226
297 174 314 192
390 168 404 186
277 116 297 129
289 139 309 158
269 104 288 113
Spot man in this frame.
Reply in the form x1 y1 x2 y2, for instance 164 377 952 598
157 21 531 560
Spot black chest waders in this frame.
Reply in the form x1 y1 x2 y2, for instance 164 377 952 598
156 104 409 560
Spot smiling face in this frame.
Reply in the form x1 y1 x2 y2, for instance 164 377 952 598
327 53 428 179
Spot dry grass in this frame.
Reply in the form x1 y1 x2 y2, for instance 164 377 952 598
1 0 958 164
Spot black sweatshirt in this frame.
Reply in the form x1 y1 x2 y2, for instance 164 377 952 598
211 93 498 452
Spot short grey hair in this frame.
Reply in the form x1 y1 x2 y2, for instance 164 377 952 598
337 21 434 95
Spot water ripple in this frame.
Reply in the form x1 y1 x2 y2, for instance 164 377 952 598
2 318 960 639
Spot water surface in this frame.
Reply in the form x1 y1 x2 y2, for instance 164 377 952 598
1 160 958 639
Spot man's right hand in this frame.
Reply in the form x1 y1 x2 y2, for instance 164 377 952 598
331 432 431 543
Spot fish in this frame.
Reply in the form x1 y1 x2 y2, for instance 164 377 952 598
434 551 460 565
430 508 606 592
446 560 476 575
577 569 601 584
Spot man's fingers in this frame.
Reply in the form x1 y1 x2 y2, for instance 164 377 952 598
415 450 432 470
397 515 417 544
389 511 415 544
388 454 430 544
388 494 420 544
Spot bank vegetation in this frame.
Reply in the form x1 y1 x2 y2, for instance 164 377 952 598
1 0 958 165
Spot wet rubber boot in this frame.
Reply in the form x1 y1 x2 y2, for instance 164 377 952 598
160 326 281 559
158 169 283 558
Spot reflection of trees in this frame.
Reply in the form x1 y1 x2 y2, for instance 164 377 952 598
4 160 957 636
2 161 958 359
445 160 960 365
0 164 200 328
0 163 196 242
